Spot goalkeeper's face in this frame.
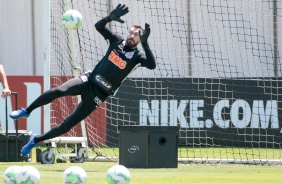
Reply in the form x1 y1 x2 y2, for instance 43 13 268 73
126 27 142 48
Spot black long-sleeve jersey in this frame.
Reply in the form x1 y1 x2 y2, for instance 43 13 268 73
89 17 156 95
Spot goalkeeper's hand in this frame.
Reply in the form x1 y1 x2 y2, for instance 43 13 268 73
109 4 129 23
139 23 151 43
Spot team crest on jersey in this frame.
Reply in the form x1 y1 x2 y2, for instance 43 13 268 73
125 51 135 59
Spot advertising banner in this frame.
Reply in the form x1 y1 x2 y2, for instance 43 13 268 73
107 78 282 147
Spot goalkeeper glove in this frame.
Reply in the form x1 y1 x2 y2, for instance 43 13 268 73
139 23 151 43
109 4 129 23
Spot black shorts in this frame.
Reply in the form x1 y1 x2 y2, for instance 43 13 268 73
79 72 109 108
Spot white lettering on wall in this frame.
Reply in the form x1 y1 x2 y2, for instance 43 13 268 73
231 99 251 128
213 100 229 128
139 99 280 131
139 100 159 125
251 100 279 129
190 100 204 128
170 100 189 128
160 100 168 126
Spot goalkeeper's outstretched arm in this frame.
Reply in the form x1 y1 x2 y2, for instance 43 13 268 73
95 4 129 42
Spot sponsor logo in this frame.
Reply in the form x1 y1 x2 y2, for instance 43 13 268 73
108 51 127 69
139 99 281 132
95 74 112 90
94 96 102 106
128 146 139 153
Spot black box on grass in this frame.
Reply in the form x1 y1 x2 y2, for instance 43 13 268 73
118 126 179 168
0 130 32 162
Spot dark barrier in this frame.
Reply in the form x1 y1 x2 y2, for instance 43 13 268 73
107 78 282 148
0 130 32 162
0 92 32 162
118 126 179 168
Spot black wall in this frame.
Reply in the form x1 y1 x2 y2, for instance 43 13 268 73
106 78 282 148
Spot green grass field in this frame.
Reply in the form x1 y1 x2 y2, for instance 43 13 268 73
1 148 282 184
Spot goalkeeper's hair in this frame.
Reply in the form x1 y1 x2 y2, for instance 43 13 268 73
132 24 144 33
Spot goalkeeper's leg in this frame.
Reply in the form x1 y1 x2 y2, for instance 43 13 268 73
9 77 83 119
21 83 108 156
21 100 97 155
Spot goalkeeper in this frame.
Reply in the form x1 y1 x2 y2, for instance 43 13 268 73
9 4 156 156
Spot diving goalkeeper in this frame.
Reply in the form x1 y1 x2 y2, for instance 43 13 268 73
9 4 156 156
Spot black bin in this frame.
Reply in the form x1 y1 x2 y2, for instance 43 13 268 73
118 126 179 168
0 130 32 162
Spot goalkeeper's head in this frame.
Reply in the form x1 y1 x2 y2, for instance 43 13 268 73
126 25 144 49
